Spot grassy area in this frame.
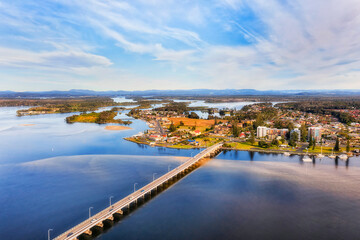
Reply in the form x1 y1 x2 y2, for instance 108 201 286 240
224 141 298 152
306 146 354 154
168 144 195 149
225 142 257 150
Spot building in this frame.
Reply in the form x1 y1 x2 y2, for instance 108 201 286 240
290 128 301 141
257 126 267 138
266 128 288 140
308 127 322 142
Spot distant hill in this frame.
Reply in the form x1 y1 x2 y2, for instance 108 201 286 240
0 89 360 98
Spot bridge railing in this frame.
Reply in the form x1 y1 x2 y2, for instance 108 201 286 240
54 143 223 240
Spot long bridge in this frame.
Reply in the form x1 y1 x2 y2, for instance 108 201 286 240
53 143 223 240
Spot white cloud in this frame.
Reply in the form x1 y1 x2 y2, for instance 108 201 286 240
0 47 112 69
1 0 360 90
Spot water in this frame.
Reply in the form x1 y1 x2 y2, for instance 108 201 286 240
1 106 360 240
99 152 360 240
188 100 258 110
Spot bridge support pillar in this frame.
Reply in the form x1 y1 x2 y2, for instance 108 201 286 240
96 222 104 228
84 229 92 235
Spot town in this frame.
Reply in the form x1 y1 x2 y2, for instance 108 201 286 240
125 101 360 157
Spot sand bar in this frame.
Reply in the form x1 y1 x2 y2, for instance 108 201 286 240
105 125 132 131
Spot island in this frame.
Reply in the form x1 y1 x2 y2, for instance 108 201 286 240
66 109 132 125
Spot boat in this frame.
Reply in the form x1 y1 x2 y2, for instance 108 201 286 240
329 149 336 159
317 146 324 158
339 154 348 161
284 152 291 156
303 151 312 162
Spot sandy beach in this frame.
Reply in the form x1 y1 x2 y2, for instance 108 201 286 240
105 125 132 131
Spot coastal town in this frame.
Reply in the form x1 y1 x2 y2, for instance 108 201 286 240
125 101 360 158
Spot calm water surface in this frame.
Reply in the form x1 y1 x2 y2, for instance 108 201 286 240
0 106 359 240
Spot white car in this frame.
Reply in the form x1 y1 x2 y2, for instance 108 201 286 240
90 218 97 223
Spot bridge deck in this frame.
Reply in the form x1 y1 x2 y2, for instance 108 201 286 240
54 143 223 240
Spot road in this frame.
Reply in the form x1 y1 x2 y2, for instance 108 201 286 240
155 119 165 135
54 143 223 240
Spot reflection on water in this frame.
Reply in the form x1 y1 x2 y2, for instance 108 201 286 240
100 158 360 240
1 106 360 240
0 155 186 240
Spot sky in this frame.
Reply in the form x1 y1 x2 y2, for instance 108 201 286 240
1 0 360 91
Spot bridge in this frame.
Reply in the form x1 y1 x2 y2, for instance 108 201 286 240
53 143 223 240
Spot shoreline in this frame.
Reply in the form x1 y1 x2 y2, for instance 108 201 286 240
124 137 357 157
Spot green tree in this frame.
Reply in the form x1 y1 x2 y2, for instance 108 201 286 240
253 113 264 129
232 122 239 137
258 140 270 148
249 130 255 145
346 139 350 152
271 139 280 147
300 124 307 142
312 138 316 150
287 122 295 131
169 122 176 132
308 132 313 149
289 132 299 147
188 112 199 119
334 137 341 152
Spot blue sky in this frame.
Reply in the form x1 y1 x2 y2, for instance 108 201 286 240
1 0 360 91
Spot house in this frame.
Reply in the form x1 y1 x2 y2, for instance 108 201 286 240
190 130 202 136
148 134 162 142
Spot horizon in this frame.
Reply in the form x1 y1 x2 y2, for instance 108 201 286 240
1 0 360 91
2 88 360 92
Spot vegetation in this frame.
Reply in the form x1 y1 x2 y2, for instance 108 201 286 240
66 110 131 125
334 137 341 152
14 97 117 116
276 99 360 124
289 131 298 147
188 112 200 119
169 122 177 132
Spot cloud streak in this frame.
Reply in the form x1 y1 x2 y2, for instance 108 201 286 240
0 0 360 90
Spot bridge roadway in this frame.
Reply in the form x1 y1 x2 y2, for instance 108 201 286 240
54 143 223 240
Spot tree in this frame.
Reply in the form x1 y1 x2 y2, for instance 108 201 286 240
287 122 295 131
334 137 341 152
249 130 255 145
289 132 298 147
312 138 316 150
253 113 264 129
346 139 350 152
232 122 239 137
271 139 280 147
188 112 199 119
258 140 271 148
308 132 313 149
169 123 176 132
300 124 307 142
